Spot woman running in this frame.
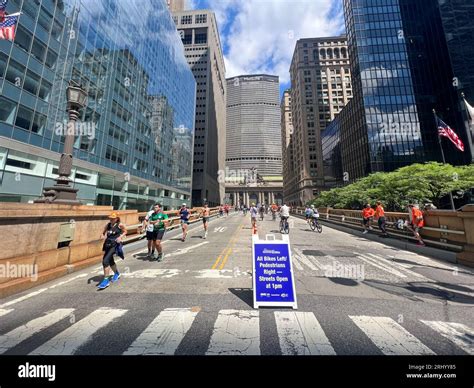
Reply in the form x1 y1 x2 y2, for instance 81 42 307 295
98 212 127 290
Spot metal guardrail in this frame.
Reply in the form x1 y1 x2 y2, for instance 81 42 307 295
291 208 464 251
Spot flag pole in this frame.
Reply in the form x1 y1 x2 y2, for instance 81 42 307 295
433 109 456 211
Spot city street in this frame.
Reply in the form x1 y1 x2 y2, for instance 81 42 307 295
0 213 472 356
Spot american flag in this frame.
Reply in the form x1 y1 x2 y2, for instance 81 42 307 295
0 0 7 11
436 116 465 152
0 14 17 41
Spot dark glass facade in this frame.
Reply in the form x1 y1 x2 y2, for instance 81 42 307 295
340 0 472 182
0 0 195 210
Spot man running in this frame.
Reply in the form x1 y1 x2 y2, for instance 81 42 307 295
259 204 265 220
201 203 210 239
98 212 127 290
250 202 258 228
179 203 190 242
362 203 375 234
219 205 224 217
375 201 388 237
144 203 169 260
408 204 426 246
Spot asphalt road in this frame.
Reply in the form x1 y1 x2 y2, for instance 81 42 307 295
0 211 473 356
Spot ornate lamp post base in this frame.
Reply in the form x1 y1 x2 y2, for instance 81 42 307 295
34 184 81 205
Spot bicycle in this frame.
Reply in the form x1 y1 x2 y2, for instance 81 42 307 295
279 216 290 234
310 217 322 233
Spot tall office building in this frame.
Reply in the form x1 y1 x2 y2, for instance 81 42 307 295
289 36 352 205
281 90 297 205
172 9 226 207
333 0 473 184
225 75 283 206
0 0 195 210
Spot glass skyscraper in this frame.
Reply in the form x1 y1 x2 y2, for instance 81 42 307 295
338 0 472 183
0 0 195 210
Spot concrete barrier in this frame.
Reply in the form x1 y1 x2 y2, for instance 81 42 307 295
0 204 221 298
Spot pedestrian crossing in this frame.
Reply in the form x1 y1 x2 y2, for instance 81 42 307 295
0 307 472 356
290 250 438 281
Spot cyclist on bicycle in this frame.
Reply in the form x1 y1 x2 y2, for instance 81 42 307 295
305 205 313 223
280 203 290 223
311 205 319 220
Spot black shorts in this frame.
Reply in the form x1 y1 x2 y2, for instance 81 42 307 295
146 230 165 241
202 217 209 223
363 217 373 226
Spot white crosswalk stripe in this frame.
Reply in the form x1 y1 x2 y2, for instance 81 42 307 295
349 316 435 355
420 320 474 355
365 253 427 279
124 308 198 355
1 307 472 356
293 249 319 271
355 253 408 278
275 312 336 355
206 310 260 355
30 308 127 355
0 308 74 354
0 309 13 317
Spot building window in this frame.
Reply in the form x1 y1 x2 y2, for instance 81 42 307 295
181 15 192 24
195 14 207 23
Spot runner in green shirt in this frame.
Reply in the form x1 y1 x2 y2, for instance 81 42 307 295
144 203 169 261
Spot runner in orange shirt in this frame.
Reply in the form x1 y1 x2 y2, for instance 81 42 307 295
362 203 375 234
375 201 389 237
408 204 425 246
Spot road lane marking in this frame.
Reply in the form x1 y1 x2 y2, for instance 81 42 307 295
48 274 88 289
275 312 336 355
123 269 181 279
30 308 127 355
124 308 198 355
212 246 229 270
0 309 13 317
206 310 260 355
0 308 75 354
289 255 304 271
194 269 234 278
420 320 474 355
355 253 407 278
211 221 243 270
365 253 426 279
219 248 232 270
349 316 435 355
293 249 319 271
165 241 209 258
0 288 49 309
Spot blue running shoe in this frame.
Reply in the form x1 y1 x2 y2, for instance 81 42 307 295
111 272 121 283
97 277 111 290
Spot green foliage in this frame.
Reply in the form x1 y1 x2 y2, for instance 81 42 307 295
312 162 474 211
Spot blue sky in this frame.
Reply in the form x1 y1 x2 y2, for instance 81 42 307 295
187 0 345 96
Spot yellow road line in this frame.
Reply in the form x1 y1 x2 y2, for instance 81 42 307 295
219 248 232 270
210 220 243 270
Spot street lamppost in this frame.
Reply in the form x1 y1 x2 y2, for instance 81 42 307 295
35 80 87 204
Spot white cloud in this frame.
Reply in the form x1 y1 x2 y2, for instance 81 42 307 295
205 0 345 84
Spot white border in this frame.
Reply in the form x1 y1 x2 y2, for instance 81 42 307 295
252 234 298 309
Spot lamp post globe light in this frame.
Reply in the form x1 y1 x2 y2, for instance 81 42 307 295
35 80 88 204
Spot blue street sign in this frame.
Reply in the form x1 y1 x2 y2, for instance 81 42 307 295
252 234 297 309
